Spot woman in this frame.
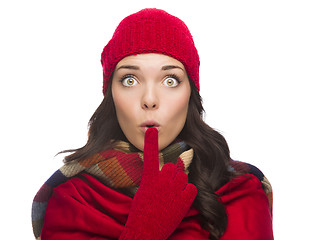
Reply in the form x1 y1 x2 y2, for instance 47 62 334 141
32 8 273 240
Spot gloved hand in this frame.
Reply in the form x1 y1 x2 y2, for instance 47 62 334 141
119 128 197 240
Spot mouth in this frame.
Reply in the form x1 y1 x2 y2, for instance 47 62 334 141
140 120 160 133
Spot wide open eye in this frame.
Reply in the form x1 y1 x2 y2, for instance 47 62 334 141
121 75 138 87
163 75 181 87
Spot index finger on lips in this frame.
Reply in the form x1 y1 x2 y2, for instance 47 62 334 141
142 127 160 180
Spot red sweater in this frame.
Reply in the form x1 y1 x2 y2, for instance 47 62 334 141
41 173 273 239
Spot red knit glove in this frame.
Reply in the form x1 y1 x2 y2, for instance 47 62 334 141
119 128 197 240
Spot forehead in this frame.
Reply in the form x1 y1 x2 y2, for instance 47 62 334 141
116 53 185 70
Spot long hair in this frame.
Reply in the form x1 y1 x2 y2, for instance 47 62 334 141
62 77 235 239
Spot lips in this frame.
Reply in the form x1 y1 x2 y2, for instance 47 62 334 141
140 120 160 133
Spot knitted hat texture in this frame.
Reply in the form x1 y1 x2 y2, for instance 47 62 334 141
101 8 200 94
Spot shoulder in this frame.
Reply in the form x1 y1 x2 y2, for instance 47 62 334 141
230 160 272 197
216 162 274 239
216 160 273 215
229 160 266 182
52 173 133 201
41 174 131 239
216 172 274 239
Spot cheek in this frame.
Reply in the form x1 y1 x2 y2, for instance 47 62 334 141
168 92 189 120
112 93 126 119
112 91 136 128
161 92 190 135
112 90 143 146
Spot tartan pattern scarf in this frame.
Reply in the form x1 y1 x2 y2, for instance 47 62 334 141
32 140 193 240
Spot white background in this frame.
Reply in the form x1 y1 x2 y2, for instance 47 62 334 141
1 0 335 239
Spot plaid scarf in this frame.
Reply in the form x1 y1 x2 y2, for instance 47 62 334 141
31 140 193 240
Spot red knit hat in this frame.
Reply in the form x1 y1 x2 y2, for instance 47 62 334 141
101 8 200 94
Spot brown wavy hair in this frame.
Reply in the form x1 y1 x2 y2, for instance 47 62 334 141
62 76 235 239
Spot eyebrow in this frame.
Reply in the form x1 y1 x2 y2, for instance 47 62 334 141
161 65 184 71
116 65 184 71
116 65 140 71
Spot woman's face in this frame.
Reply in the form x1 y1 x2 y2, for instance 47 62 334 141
111 53 191 151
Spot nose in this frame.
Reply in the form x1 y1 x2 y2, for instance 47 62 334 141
141 85 159 110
